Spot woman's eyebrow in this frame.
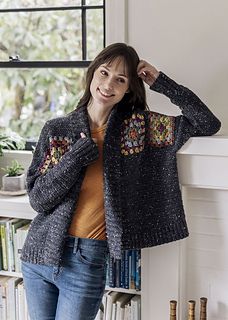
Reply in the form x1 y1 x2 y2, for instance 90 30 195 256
100 65 128 78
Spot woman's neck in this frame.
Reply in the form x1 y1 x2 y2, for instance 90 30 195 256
87 102 113 130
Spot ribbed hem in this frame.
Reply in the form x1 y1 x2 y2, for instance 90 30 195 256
107 219 189 259
121 220 189 252
21 245 61 267
21 222 189 263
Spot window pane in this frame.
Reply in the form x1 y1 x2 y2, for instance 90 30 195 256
86 0 103 5
0 68 87 139
87 8 104 60
0 10 82 61
0 0 81 9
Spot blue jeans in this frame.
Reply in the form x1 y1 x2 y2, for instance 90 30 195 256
22 235 108 320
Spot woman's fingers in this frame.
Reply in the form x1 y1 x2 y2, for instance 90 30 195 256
137 60 160 86
80 132 86 138
80 132 97 144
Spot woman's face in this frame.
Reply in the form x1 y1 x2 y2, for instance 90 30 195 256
89 57 129 110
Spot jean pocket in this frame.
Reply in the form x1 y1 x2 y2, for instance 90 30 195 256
21 261 41 280
77 247 107 268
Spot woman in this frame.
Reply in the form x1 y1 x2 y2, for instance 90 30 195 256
21 43 221 320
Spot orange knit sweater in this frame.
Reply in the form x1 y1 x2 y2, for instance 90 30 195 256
68 124 106 240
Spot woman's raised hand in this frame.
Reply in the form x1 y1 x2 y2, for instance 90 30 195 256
137 60 160 87
80 132 97 144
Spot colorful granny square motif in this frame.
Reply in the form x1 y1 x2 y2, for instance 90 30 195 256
39 136 72 174
121 113 146 156
148 113 175 147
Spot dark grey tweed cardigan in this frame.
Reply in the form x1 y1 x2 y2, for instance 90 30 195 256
21 72 221 264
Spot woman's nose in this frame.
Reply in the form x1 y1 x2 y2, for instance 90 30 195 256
104 78 114 90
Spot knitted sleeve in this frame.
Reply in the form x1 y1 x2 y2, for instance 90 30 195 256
26 121 99 213
150 72 221 148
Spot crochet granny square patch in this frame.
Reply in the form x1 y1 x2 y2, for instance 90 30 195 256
121 113 146 156
148 113 175 147
39 136 72 174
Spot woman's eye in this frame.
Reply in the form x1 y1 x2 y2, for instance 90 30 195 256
100 70 107 76
117 78 125 83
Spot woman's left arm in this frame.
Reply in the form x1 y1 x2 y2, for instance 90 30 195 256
138 60 221 147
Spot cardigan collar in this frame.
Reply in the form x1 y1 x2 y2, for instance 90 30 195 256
69 103 129 138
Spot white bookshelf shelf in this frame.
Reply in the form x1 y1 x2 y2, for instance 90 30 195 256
105 286 141 295
0 270 22 278
0 194 36 220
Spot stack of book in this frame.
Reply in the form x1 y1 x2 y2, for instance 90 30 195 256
0 218 30 272
0 277 29 320
106 250 141 291
96 291 141 320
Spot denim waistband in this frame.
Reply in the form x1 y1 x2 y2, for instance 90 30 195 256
65 235 108 251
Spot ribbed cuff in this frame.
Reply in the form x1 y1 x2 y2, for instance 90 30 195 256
70 137 99 166
150 71 183 98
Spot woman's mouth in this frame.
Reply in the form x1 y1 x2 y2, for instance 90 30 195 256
98 88 114 98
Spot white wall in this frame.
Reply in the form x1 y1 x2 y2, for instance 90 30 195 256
108 0 228 134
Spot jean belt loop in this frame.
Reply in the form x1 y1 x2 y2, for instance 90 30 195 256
73 237 79 254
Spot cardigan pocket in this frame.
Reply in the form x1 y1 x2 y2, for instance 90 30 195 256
148 112 175 148
39 136 72 174
120 113 146 156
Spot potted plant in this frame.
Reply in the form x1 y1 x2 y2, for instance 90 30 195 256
1 160 25 192
0 128 25 156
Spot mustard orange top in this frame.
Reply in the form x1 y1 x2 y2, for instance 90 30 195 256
68 124 106 240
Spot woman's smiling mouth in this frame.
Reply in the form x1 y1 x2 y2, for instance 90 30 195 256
98 88 114 98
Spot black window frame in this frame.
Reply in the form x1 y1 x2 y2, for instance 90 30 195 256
0 0 106 69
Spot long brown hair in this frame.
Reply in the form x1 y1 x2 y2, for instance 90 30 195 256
77 43 148 112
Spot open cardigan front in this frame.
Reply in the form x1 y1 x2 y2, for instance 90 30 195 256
21 72 221 264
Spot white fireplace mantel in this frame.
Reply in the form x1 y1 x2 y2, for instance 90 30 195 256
142 135 228 320
177 135 228 190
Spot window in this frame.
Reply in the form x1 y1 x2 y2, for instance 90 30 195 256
0 0 105 142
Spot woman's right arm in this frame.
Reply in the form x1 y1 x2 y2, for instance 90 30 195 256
26 122 99 213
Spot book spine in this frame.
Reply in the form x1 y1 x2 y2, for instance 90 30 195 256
124 250 130 289
135 250 141 291
128 251 132 290
130 250 136 290
108 255 115 288
0 224 8 271
131 299 136 320
115 259 121 288
0 237 3 270
6 220 13 272
14 233 19 272
120 251 125 288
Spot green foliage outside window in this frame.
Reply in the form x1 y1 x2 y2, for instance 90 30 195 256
0 0 104 140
